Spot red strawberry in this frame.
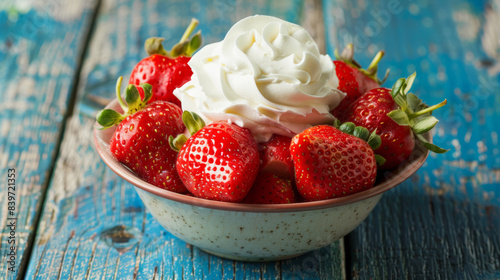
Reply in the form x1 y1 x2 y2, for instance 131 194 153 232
259 135 294 179
129 55 192 106
341 73 448 170
290 125 380 201
96 77 187 193
129 19 202 106
332 44 389 118
242 172 297 204
175 121 260 202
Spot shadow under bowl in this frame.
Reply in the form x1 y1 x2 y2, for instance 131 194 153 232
94 98 429 261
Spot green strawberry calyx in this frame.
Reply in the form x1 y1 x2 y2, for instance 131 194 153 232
145 18 202 58
334 43 390 85
95 76 153 129
334 120 386 166
386 72 449 153
168 111 205 152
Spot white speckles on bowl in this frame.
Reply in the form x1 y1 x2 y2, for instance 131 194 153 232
94 99 429 261
136 187 382 261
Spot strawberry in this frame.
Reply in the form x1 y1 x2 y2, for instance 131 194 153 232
129 55 192 107
129 19 202 106
96 77 187 193
259 135 294 179
174 119 260 202
290 124 381 201
341 73 448 170
332 44 389 118
242 172 297 204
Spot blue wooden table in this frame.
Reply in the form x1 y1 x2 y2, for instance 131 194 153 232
1 0 499 279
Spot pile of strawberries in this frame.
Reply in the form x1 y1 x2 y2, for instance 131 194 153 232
97 21 447 204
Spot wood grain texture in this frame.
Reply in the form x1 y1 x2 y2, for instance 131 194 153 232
25 0 345 279
323 0 500 278
0 1 99 279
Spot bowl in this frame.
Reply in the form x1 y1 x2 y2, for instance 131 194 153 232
94 99 430 261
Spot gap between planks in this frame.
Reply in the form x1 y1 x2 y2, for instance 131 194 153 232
17 0 104 279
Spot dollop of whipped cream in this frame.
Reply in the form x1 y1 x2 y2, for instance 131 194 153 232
174 15 344 142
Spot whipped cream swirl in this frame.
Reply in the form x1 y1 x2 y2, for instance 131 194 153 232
174 15 344 142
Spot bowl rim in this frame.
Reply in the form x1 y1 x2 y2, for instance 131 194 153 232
94 98 430 213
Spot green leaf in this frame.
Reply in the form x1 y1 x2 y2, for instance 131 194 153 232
125 84 140 105
171 41 188 58
186 31 202 56
139 83 153 103
375 154 386 166
413 116 438 134
406 93 424 113
367 130 382 150
393 94 407 109
404 72 416 95
96 109 124 128
353 126 370 141
144 37 169 56
339 122 355 135
387 109 411 126
406 93 432 124
182 111 205 135
391 78 405 99
416 134 449 153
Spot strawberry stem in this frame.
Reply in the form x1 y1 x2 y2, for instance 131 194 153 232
144 18 202 58
335 44 388 84
96 77 153 129
360 50 389 84
408 99 447 119
170 18 202 57
116 76 127 113
386 73 449 154
366 50 384 72
180 18 199 44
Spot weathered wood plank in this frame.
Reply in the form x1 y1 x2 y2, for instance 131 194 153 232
25 0 345 279
0 1 99 279
323 0 500 278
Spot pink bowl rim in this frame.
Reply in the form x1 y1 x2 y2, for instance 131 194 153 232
94 99 430 213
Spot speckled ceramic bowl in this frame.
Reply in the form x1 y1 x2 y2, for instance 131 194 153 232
94 99 430 261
